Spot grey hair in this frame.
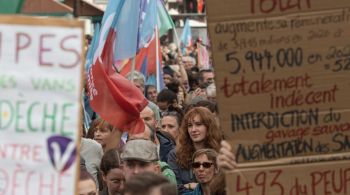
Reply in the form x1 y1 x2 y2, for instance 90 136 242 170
126 70 145 83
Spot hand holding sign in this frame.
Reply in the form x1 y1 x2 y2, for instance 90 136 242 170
217 140 237 171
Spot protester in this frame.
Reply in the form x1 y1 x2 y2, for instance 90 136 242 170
122 172 177 195
128 122 157 144
123 131 176 183
163 65 175 85
145 84 158 103
133 105 176 162
198 69 215 86
126 70 146 94
92 118 122 152
186 68 200 93
157 89 179 113
186 100 220 126
100 149 125 195
126 70 161 124
205 83 216 102
167 107 223 193
121 139 160 180
160 110 183 141
120 139 176 184
80 135 103 189
79 168 98 195
185 84 208 105
184 149 220 195
140 105 159 131
182 56 196 71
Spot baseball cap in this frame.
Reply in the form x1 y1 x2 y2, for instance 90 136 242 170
121 139 159 162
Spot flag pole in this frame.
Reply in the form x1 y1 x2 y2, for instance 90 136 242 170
155 28 161 92
130 57 136 83
172 22 189 83
173 27 181 55
172 22 186 60
130 0 144 84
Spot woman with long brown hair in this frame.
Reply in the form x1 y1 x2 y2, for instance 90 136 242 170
167 107 222 194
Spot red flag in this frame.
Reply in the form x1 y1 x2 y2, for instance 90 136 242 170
88 30 148 134
119 36 161 76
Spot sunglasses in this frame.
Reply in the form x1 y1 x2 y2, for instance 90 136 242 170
192 162 214 169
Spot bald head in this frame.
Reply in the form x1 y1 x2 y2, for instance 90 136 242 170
140 106 156 129
128 123 154 142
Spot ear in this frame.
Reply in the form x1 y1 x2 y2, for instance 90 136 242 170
102 173 107 182
154 162 161 174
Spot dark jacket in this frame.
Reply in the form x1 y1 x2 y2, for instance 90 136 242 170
167 148 196 194
157 130 176 162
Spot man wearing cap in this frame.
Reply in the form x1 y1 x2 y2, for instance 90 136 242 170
121 139 176 184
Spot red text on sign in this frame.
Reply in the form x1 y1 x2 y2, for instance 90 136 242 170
14 32 80 68
250 0 312 14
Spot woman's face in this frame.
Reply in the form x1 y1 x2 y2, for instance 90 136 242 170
161 115 179 139
94 126 112 148
104 168 125 194
192 154 215 184
187 115 207 144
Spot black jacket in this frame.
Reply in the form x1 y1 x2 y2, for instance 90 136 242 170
157 130 176 162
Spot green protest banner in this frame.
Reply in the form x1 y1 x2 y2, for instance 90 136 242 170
0 0 24 13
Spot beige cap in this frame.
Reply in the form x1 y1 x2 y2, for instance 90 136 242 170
121 139 159 162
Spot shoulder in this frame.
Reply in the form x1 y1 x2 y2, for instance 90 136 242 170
81 138 100 147
167 148 177 164
157 131 176 144
81 138 103 155
168 148 177 157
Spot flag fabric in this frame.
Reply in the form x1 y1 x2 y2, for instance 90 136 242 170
87 1 149 134
87 0 175 133
181 19 192 53
88 31 148 134
119 35 161 77
157 0 175 36
93 0 124 63
197 43 210 69
118 0 173 89
138 0 157 49
113 0 142 61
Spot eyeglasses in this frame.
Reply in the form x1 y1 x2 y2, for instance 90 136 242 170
192 162 214 169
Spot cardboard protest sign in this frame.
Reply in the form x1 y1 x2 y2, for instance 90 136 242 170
206 0 350 164
226 160 350 195
0 16 83 194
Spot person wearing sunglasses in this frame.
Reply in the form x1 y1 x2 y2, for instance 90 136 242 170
167 107 222 194
183 148 219 195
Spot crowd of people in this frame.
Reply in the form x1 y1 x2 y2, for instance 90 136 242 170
79 39 236 195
